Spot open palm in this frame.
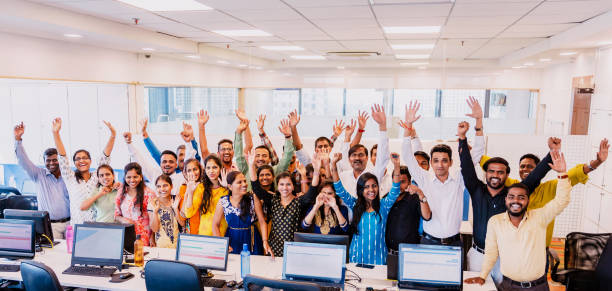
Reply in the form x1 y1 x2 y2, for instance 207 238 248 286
404 101 421 124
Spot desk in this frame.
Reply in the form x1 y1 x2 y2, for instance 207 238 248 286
0 241 496 291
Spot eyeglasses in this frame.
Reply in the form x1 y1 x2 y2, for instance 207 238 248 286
74 157 91 162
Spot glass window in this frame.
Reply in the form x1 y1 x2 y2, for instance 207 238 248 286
440 89 486 118
301 88 344 116
489 90 508 119
145 87 238 123
345 89 385 116
393 89 437 117
272 89 300 116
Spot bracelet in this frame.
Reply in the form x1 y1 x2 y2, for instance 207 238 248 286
475 127 482 131
258 133 266 137
284 135 292 139
588 162 596 171
558 174 568 179
358 129 365 133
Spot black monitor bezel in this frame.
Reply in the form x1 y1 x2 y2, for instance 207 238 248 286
3 209 53 245
70 224 125 270
293 232 350 263
0 219 35 259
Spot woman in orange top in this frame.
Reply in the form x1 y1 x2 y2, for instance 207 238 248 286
184 155 228 236
179 158 202 234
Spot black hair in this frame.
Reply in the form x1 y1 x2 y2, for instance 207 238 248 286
305 163 314 177
121 162 146 215
183 158 203 182
72 149 91 183
254 145 271 157
217 139 233 152
350 172 380 235
519 153 540 165
44 148 58 158
348 144 368 158
430 144 452 161
155 174 173 186
507 183 530 195
160 150 178 161
413 151 430 163
226 171 252 221
370 144 378 157
201 155 224 214
314 137 332 148
95 164 115 187
256 165 275 192
316 181 343 227
483 157 511 174
176 145 185 156
399 166 411 182
275 171 295 189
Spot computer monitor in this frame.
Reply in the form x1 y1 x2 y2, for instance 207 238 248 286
84 221 135 254
398 243 463 291
71 224 125 270
282 241 346 285
293 232 350 263
176 234 229 274
3 209 54 247
0 219 35 259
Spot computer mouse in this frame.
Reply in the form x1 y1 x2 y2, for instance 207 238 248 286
226 280 237 288
119 273 134 280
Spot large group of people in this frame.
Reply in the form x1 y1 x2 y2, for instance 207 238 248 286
13 98 609 291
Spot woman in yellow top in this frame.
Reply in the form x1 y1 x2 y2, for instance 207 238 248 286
183 155 228 236
179 159 203 234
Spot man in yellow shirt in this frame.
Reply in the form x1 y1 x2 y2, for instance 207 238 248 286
465 150 571 290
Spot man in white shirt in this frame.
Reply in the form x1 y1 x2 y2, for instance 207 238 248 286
400 101 464 246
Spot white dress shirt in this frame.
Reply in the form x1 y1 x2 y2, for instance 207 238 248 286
402 136 464 238
339 130 390 197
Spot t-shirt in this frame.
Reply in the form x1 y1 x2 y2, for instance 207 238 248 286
385 192 423 251
89 187 118 223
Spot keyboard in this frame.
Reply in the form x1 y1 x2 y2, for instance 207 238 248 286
62 265 117 277
319 287 341 291
201 277 227 288
0 264 20 272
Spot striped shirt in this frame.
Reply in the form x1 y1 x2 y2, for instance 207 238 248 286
334 180 401 265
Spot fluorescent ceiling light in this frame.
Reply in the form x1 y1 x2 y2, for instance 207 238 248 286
290 55 326 60
216 60 229 64
142 48 155 51
523 62 534 66
260 45 304 51
117 0 212 11
598 41 612 46
213 30 271 37
539 58 551 62
185 55 200 59
400 62 429 66
396 54 430 59
63 33 82 38
238 64 248 67
391 44 435 50
383 26 440 34
560 52 577 56
512 66 525 69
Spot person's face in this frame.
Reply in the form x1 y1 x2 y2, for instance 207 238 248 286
73 152 91 173
315 140 331 153
125 169 142 189
399 174 411 192
97 168 114 187
254 148 271 167
258 169 274 187
431 152 452 178
485 163 508 190
218 142 234 164
415 155 430 171
44 154 59 174
277 177 294 197
177 148 186 171
519 158 537 180
184 161 201 181
161 154 178 175
506 187 529 217
320 185 336 201
289 154 297 169
370 148 377 166
205 160 220 181
349 148 368 172
231 173 248 195
156 180 172 198
362 178 379 202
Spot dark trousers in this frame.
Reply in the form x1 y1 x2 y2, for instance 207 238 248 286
501 276 549 291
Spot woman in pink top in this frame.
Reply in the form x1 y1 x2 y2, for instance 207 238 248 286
115 162 154 246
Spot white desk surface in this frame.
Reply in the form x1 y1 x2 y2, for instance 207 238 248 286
0 241 495 291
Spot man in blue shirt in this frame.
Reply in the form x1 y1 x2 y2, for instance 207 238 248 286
14 122 70 239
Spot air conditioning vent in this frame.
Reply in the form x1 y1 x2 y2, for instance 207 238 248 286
326 51 381 57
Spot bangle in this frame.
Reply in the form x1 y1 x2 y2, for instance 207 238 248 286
475 127 482 131
259 133 266 137
588 162 596 171
284 135 292 139
358 129 365 133
558 174 568 179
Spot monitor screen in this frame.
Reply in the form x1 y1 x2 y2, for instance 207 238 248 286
283 242 345 283
176 234 229 271
73 225 124 262
0 220 33 252
398 244 462 286
4 209 53 244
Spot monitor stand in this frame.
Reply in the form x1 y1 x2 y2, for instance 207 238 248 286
199 268 212 279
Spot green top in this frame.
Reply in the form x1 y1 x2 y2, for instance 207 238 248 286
89 187 118 223
234 132 295 188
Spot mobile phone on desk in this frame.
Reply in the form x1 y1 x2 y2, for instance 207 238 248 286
355 263 374 269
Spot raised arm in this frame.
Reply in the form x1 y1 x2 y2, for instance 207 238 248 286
234 109 253 157
539 150 571 224
457 121 482 194
234 119 249 175
52 118 67 156
196 110 211 158
14 123 44 179
380 153 401 214
124 132 161 182
583 138 609 175
275 119 295 173
465 97 485 164
288 110 303 151
371 104 390 180
521 137 557 193
351 111 369 148
399 102 428 185
331 153 356 208
256 114 280 166
102 121 116 158
141 118 162 164
181 122 197 162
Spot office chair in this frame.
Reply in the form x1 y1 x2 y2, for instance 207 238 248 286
243 274 322 291
596 236 612 291
20 261 63 291
3 195 38 211
550 232 611 291
144 259 202 291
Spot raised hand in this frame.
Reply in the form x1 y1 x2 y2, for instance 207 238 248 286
150 196 160 212
332 153 342 165
52 118 62 133
465 96 483 119
371 104 387 130
332 119 345 137
235 109 247 122
172 196 181 213
288 109 300 127
357 110 369 130
404 100 421 125
181 122 194 142
325 194 337 209
457 121 469 139
549 150 567 173
140 118 149 138
344 119 357 138
295 161 306 178
548 137 562 151
312 153 323 172
278 119 292 137
197 109 210 127
14 122 24 141
256 114 266 133
123 132 132 144
315 193 326 208
186 172 198 191
103 120 116 137
236 119 249 134
390 152 400 167
319 148 331 166
597 138 609 163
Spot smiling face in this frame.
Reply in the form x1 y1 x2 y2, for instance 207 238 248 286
485 163 508 190
161 153 178 175
73 151 91 173
314 139 331 153
258 168 274 187
156 179 172 198
217 142 234 165
184 160 201 181
230 173 248 196
320 185 336 201
45 154 59 174
349 147 368 172
177 148 186 171
205 159 221 181
414 155 430 171
399 173 411 192
519 158 537 180
277 177 294 198
124 169 142 189
361 178 379 202
97 167 114 187
254 148 271 168
370 147 377 166
506 187 529 217
431 152 452 178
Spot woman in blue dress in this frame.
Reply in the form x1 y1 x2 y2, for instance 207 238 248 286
212 171 272 255
330 152 401 265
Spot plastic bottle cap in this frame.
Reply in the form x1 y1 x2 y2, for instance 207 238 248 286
243 243 248 252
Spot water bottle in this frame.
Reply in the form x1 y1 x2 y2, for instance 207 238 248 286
240 243 250 279
134 234 144 267
65 225 73 253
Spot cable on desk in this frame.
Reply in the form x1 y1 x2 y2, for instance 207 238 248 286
345 269 362 282
41 234 54 248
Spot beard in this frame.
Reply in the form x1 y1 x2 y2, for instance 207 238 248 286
507 205 527 217
486 177 504 189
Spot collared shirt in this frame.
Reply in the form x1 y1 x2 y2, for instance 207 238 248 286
59 153 110 225
386 192 425 251
142 136 201 172
480 177 571 282
14 141 70 220
401 137 464 238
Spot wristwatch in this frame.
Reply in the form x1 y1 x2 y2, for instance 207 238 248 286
420 197 427 203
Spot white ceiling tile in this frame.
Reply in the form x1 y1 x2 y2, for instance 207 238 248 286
518 13 598 24
316 18 380 29
506 23 577 33
225 8 304 21
446 16 519 26
386 33 440 40
193 20 254 30
196 0 283 10
443 25 505 34
373 3 452 18
497 31 558 38
341 39 389 50
158 10 232 24
439 32 498 38
487 38 543 46
139 22 204 37
283 0 368 8
296 6 374 19
377 17 446 26
451 2 537 17
530 1 612 16
292 41 345 51
188 33 235 43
